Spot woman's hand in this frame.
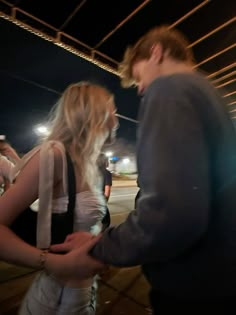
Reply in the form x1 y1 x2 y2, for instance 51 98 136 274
47 234 105 280
50 231 95 253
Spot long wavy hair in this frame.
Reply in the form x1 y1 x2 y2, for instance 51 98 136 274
46 82 117 189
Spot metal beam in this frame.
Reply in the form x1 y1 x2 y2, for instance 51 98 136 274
59 0 87 31
193 43 236 68
207 63 236 79
0 0 13 7
224 91 236 98
94 0 209 50
93 50 119 65
215 78 236 89
169 0 209 28
211 70 236 85
14 7 58 32
94 0 151 49
58 31 92 50
116 113 138 124
228 101 236 106
0 0 235 91
188 17 236 48
0 69 61 95
0 9 119 76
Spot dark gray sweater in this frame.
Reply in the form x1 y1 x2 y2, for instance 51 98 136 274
92 72 236 298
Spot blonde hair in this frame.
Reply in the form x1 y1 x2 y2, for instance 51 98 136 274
119 25 194 87
46 82 117 188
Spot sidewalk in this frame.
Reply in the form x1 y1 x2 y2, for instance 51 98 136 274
0 263 152 315
96 266 152 315
112 179 137 187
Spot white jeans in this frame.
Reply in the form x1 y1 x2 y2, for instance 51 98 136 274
19 272 96 315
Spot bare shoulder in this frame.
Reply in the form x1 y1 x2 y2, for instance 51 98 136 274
52 146 63 163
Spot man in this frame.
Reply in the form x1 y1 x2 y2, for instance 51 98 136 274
97 153 112 228
50 26 236 313
97 153 112 202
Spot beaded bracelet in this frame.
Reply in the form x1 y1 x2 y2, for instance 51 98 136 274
39 249 48 269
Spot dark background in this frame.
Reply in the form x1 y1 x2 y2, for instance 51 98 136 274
0 0 235 152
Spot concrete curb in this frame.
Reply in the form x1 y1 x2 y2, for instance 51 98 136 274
112 180 137 187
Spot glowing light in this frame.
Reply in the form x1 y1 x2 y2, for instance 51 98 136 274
34 125 50 136
105 151 113 157
122 158 130 164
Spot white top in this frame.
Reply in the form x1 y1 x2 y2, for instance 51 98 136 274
12 141 106 248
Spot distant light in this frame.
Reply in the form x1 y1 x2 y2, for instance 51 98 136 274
111 156 118 161
105 151 113 157
122 158 130 164
37 126 47 134
34 125 50 136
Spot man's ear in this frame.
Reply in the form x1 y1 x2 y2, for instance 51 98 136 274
150 43 164 64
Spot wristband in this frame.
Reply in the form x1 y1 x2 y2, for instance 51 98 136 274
39 249 48 269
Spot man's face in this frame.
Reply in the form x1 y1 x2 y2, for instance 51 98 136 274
131 44 163 95
132 59 160 95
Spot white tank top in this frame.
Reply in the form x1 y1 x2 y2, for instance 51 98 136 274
12 141 106 248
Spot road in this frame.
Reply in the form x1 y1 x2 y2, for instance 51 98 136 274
108 186 139 225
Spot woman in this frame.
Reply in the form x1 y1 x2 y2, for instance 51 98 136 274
0 153 15 194
0 82 118 314
0 141 20 193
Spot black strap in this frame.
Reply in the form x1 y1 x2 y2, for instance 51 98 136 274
65 152 76 216
50 151 76 246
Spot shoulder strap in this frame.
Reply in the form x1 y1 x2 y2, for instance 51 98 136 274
65 152 76 215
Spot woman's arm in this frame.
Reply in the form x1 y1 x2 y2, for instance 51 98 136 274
0 147 62 268
0 152 43 267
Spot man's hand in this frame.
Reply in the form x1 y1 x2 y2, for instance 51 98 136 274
50 231 94 253
47 234 105 279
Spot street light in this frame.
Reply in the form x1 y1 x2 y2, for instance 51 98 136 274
105 151 113 157
34 124 50 136
122 158 130 164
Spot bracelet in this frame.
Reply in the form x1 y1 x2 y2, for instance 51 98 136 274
39 249 49 269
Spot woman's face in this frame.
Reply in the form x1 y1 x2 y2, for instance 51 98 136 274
105 107 119 144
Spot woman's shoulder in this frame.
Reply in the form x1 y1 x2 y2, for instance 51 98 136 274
36 140 66 163
12 141 66 179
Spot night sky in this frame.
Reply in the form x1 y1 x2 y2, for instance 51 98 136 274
0 0 235 152
0 18 140 153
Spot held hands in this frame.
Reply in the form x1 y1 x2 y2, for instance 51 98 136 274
47 232 105 280
50 231 96 253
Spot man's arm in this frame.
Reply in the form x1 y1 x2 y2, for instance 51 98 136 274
104 170 112 201
91 82 210 267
